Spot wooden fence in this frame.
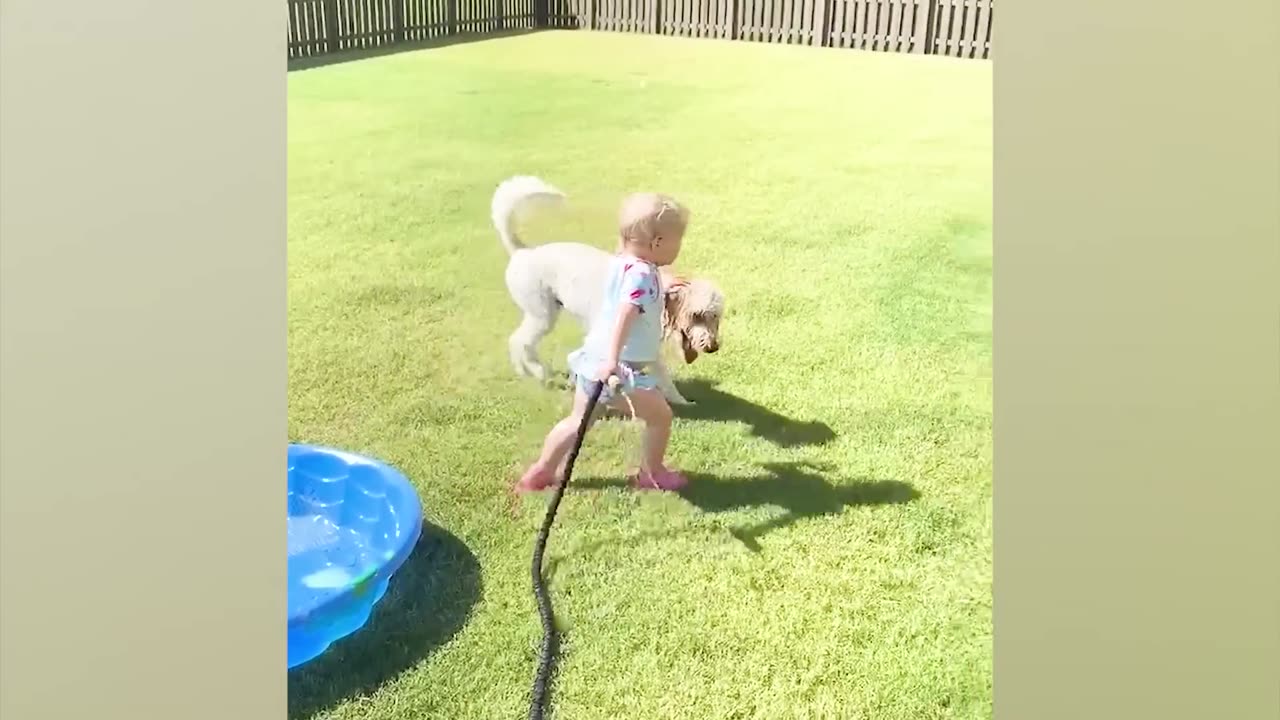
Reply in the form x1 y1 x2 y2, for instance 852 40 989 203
288 0 990 61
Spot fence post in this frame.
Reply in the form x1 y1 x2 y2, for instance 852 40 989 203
649 0 660 34
534 0 548 27
322 0 340 53
392 0 405 41
728 0 738 39
447 0 458 34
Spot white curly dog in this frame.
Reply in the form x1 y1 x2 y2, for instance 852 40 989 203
491 175 725 405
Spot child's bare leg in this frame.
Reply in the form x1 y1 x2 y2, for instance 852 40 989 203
623 388 675 474
517 388 594 492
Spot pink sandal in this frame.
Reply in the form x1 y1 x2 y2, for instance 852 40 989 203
629 468 688 492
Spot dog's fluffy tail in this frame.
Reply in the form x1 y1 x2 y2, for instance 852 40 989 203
491 175 566 255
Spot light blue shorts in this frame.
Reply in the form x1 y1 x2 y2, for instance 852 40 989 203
566 350 658 403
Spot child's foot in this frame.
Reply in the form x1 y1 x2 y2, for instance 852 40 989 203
630 467 688 492
515 464 558 494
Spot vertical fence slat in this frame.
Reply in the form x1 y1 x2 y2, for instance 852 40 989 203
842 0 856 47
863 0 875 48
876 0 889 50
350 0 361 47
810 0 820 44
857 0 868 48
824 0 834 46
869 0 882 50
337 0 348 50
870 0 882 48
935 0 953 56
353 0 364 47
857 0 869 49
288 0 298 58
916 0 928 52
295 0 306 57
288 0 301 57
979 0 992 58
888 0 900 50
849 0 861 48
972 0 990 59
310 0 323 54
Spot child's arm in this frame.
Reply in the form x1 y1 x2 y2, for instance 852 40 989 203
597 262 656 380
598 303 640 380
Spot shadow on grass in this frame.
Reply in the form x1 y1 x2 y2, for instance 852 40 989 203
682 462 919 550
572 462 919 552
287 523 482 719
288 29 550 72
669 378 838 448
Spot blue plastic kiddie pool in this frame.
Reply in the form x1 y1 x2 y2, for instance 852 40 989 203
287 443 424 669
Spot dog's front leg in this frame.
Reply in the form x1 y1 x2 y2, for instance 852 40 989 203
654 360 693 405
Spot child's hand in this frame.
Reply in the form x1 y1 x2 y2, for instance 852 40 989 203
595 358 618 383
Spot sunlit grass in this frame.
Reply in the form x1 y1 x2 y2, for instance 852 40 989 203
288 30 991 720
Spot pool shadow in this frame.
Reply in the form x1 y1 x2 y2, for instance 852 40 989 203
572 462 919 552
287 523 482 719
668 378 838 448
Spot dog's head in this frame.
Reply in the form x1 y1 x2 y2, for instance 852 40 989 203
660 271 725 364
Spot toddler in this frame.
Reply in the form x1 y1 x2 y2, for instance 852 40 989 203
516 191 691 493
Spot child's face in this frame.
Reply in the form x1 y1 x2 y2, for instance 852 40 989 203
643 230 683 266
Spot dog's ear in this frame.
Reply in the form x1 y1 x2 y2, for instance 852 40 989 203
680 334 699 364
662 281 697 364
661 278 687 338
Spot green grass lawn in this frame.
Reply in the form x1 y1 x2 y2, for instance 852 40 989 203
288 30 991 720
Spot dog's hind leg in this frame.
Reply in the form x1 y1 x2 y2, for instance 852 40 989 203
509 308 558 382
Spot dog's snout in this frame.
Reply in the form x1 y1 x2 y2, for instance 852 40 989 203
706 343 719 354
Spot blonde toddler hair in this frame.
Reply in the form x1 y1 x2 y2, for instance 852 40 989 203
618 192 690 246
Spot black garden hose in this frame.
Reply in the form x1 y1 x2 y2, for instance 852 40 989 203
528 378 608 720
